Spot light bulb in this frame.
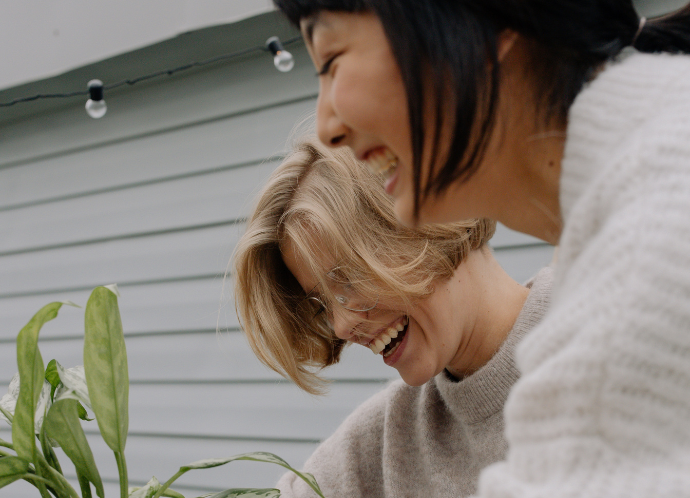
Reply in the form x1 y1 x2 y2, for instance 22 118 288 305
273 50 295 72
85 79 107 119
266 36 295 73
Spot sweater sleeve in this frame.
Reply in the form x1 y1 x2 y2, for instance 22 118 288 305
276 386 388 498
476 110 690 496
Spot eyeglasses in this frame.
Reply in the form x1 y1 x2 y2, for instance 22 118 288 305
297 279 378 325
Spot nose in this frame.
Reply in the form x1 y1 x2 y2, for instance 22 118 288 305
316 87 348 148
330 307 365 341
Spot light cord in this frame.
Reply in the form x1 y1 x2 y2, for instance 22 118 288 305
0 35 301 108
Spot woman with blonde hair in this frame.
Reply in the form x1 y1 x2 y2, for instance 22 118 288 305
233 137 551 497
271 1 690 496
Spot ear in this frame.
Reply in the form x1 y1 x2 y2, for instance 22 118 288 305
497 29 519 62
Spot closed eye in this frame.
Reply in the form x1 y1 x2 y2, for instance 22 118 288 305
317 54 338 76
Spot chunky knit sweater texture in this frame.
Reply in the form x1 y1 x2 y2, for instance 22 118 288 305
277 268 553 498
477 52 690 497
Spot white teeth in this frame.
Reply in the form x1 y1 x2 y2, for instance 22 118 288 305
368 318 406 354
366 149 398 175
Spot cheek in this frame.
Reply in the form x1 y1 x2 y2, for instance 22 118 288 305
392 180 417 226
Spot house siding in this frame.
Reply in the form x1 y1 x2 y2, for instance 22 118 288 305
0 19 552 498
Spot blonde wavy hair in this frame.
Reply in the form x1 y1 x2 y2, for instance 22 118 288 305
233 137 495 394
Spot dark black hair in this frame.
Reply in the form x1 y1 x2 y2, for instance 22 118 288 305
273 0 690 216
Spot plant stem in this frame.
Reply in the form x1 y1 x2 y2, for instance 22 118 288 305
44 463 81 498
115 450 128 498
22 473 55 487
152 469 186 498
0 404 13 423
35 445 80 498
0 437 14 449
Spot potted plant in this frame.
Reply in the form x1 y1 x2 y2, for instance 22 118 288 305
0 285 324 498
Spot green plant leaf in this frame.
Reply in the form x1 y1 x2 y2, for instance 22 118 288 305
77 403 93 421
13 302 66 463
45 360 61 402
0 455 30 488
154 452 323 498
200 489 280 498
44 399 104 498
84 286 129 453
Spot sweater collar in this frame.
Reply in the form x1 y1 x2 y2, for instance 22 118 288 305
560 52 683 221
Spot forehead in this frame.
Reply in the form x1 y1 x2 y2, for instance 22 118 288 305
300 10 379 47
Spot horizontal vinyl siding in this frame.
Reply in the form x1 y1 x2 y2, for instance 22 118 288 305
0 33 552 498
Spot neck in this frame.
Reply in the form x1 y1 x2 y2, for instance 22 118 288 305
445 248 530 378
508 130 565 244
492 35 566 244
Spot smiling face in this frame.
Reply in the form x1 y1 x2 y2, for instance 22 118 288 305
303 11 419 220
303 10 565 242
281 234 517 386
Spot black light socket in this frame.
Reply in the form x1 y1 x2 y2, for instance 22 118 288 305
266 36 284 55
87 79 104 101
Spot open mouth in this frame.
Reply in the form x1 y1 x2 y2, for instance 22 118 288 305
368 316 409 357
365 148 398 178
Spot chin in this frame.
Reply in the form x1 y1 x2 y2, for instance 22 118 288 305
399 372 432 387
393 198 417 227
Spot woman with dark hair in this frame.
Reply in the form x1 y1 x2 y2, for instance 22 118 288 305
270 1 690 497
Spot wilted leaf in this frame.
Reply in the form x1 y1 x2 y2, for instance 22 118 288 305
84 287 128 453
0 374 19 425
183 453 288 471
13 302 66 463
177 453 323 497
0 455 30 488
129 476 161 498
54 363 92 410
44 399 104 498
209 489 280 498
201 489 280 498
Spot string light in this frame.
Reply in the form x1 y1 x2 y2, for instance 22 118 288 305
266 36 294 73
0 35 300 118
85 79 107 119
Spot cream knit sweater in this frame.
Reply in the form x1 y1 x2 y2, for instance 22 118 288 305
477 52 690 497
277 268 553 498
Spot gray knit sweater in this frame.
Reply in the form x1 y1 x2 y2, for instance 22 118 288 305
277 267 553 498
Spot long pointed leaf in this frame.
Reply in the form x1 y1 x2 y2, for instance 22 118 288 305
155 452 324 498
0 455 30 488
201 489 280 498
13 302 65 463
84 286 129 453
44 399 104 498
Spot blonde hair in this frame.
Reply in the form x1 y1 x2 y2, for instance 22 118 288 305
233 137 495 394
